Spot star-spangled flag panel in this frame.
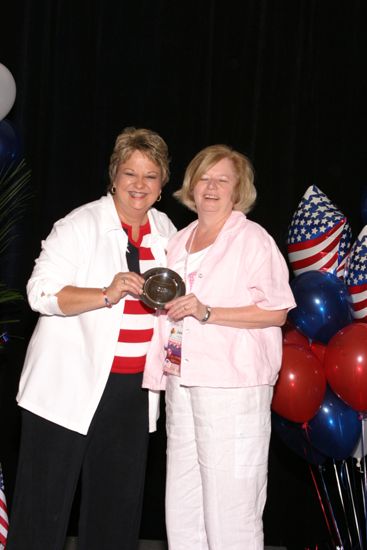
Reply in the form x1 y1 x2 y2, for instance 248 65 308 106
0 463 8 549
345 226 367 321
287 185 352 278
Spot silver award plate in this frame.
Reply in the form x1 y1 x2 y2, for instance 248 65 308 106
141 267 186 309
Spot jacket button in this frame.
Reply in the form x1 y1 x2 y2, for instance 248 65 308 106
198 273 203 278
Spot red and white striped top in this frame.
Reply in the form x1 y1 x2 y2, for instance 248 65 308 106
111 221 156 374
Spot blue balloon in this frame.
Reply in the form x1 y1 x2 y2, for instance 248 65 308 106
272 412 327 465
361 185 367 227
289 270 353 344
0 119 22 168
307 386 361 461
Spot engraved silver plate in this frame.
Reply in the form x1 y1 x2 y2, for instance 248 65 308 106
141 267 186 309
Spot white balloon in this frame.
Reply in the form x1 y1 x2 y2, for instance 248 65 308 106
0 63 16 121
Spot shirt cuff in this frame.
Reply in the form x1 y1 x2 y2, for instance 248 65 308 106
39 294 66 316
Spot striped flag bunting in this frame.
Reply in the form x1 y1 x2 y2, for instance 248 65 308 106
0 463 8 549
345 225 367 321
287 185 352 279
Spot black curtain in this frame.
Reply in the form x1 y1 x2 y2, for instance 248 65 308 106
1 1 367 547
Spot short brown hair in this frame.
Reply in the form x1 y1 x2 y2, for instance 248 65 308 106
108 127 170 192
174 144 257 213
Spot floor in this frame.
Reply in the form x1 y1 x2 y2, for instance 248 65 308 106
65 541 167 550
64 537 286 549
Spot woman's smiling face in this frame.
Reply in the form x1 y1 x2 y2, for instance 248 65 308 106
193 157 238 218
112 149 162 221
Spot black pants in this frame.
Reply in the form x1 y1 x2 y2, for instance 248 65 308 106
7 373 149 550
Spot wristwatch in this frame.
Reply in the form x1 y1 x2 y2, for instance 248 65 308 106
201 305 212 323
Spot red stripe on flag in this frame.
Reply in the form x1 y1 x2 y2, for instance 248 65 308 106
289 230 340 262
0 515 8 531
118 328 153 343
288 219 344 252
123 300 154 315
351 298 367 312
319 254 339 272
352 309 367 320
348 284 367 295
291 248 338 272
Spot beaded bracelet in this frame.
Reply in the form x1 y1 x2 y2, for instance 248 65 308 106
102 287 112 308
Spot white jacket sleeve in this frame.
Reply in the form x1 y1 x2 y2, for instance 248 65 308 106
27 216 85 315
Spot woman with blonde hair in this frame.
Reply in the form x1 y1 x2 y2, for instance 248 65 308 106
7 127 176 550
143 144 295 549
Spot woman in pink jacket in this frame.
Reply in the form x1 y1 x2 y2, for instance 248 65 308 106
143 144 296 550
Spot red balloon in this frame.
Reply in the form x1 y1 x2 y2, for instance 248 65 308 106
310 341 327 365
283 326 310 348
272 344 327 423
325 323 367 411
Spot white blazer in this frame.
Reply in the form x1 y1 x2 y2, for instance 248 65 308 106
17 194 176 434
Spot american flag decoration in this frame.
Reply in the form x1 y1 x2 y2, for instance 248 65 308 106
287 185 352 279
345 226 367 321
0 332 9 348
0 463 8 549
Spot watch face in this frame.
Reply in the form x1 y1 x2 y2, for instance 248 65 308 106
141 267 186 309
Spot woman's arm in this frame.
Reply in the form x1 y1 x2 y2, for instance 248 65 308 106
56 271 145 316
165 293 288 329
204 304 287 328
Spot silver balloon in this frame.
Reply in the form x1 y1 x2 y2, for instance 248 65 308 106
0 63 16 121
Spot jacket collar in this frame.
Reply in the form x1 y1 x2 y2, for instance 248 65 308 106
99 194 124 233
176 210 247 240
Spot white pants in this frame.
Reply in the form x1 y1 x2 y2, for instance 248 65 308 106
165 376 273 550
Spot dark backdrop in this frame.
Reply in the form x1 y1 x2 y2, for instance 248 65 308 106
1 1 367 548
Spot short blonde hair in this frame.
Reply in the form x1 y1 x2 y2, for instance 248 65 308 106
108 127 170 192
174 144 257 213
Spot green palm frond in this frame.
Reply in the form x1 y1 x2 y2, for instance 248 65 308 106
0 160 32 257
0 160 31 323
0 285 24 305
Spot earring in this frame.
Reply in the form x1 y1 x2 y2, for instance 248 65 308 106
111 185 116 195
156 193 162 202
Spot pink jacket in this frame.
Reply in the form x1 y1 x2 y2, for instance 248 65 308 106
143 211 296 390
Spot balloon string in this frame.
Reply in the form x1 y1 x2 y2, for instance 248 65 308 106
359 460 367 541
309 465 337 547
302 422 323 465
333 460 352 549
343 459 364 550
317 465 344 548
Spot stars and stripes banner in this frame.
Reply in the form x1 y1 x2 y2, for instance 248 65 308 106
0 332 9 349
345 225 367 321
0 463 8 549
287 185 352 279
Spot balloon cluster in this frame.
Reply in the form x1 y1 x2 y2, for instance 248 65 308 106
273 185 367 463
0 62 27 352
0 63 21 167
272 185 367 548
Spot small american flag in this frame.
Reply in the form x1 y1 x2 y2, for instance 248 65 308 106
345 226 367 321
0 463 8 549
287 185 352 278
